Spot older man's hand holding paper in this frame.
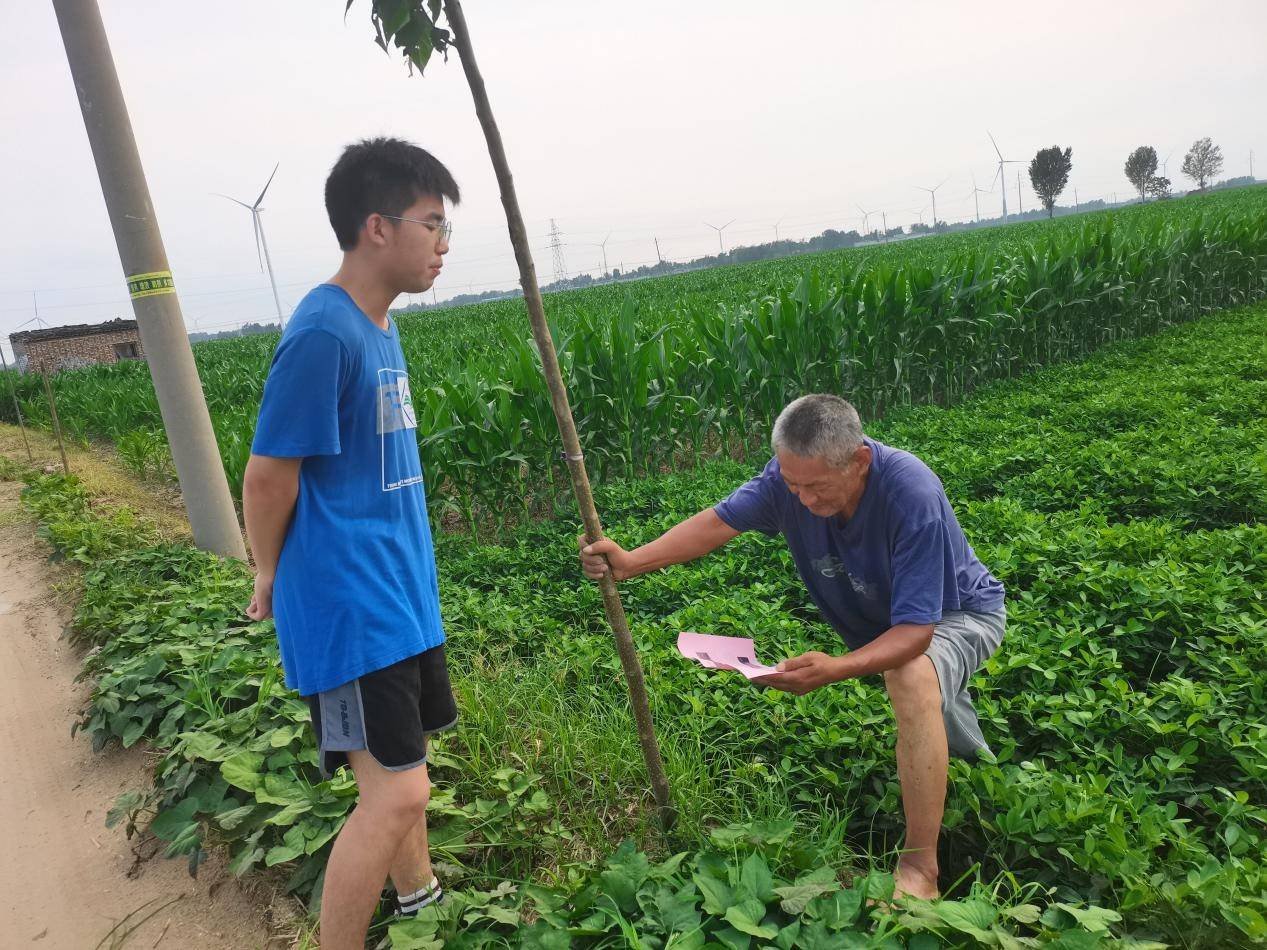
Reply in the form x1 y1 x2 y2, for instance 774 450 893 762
676 631 780 679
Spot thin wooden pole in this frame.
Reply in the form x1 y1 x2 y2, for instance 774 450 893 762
0 346 33 461
445 0 675 827
40 369 70 474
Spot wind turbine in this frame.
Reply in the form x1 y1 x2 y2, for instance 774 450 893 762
915 178 948 229
856 204 876 240
704 219 735 254
988 132 1024 221
215 163 285 329
587 231 613 276
968 171 992 223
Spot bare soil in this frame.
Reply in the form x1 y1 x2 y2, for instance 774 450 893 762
0 478 298 948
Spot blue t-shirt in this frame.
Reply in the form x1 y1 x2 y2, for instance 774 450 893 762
251 283 444 696
714 437 1004 649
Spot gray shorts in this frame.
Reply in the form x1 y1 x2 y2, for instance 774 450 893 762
925 608 1006 759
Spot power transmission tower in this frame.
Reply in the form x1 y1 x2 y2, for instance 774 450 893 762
548 218 567 282
51 0 246 560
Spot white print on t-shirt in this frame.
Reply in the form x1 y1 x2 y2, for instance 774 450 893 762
812 554 878 599
376 369 424 491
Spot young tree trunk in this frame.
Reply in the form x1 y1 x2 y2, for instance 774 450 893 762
444 0 675 828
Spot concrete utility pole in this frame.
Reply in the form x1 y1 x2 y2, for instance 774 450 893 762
52 0 246 560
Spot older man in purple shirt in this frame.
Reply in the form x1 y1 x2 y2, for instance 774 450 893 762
581 394 1005 900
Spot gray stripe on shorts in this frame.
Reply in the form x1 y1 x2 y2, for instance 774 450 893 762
317 679 367 752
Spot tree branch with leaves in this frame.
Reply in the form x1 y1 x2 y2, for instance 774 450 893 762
1124 146 1158 203
1182 137 1224 191
1029 146 1073 218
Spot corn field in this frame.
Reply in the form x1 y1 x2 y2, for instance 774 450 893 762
4 186 1267 533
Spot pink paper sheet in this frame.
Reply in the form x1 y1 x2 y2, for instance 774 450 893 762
677 631 779 680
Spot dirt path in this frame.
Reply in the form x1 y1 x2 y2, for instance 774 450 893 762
0 480 288 949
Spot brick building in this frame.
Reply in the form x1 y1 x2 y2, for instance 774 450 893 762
8 318 145 373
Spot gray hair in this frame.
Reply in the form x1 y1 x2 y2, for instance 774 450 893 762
771 394 864 469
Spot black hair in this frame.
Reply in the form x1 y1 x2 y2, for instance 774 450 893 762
324 137 460 250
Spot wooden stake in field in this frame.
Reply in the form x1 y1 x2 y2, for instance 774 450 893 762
40 370 70 475
0 346 33 462
349 0 675 827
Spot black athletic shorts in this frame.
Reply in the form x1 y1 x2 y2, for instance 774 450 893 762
303 645 458 779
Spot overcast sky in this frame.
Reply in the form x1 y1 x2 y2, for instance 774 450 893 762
2 0 1264 355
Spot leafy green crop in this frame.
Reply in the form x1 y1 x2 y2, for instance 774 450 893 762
4 187 1266 534
7 295 1267 945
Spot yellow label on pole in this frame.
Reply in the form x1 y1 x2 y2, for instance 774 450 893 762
127 271 175 299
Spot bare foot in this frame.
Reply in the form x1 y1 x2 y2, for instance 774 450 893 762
893 861 940 901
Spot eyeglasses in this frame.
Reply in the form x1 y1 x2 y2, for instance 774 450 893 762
378 213 453 242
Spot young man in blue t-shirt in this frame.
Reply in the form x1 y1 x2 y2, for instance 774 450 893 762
243 137 458 949
581 393 1005 901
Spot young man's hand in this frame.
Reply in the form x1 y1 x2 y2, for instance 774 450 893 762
578 536 636 581
247 573 275 621
755 651 846 695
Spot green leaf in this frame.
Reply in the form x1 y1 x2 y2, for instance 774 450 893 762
709 819 795 850
812 888 863 930
264 842 302 867
738 852 775 902
724 899 778 939
933 898 998 937
263 801 314 827
258 824 309 868
711 925 752 950
654 886 701 934
480 905 521 926
796 919 869 950
518 921 574 950
692 873 733 916
220 751 265 793
256 772 310 806
214 803 257 831
1042 902 1122 934
385 913 445 950
121 717 146 747
106 791 143 829
1222 904 1267 939
597 867 638 913
178 730 227 761
1045 933 1103 950
774 921 801 950
227 843 265 877
149 797 198 841
774 881 836 915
